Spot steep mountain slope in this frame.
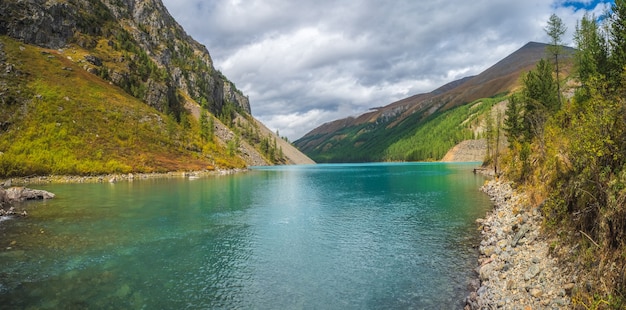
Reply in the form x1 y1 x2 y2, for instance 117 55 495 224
294 42 572 162
0 0 313 176
1 0 249 115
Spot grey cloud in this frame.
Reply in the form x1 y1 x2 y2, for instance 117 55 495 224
162 0 611 140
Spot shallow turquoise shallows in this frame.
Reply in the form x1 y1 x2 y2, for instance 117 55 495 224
0 162 491 309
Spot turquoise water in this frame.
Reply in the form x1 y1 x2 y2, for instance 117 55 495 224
0 163 490 309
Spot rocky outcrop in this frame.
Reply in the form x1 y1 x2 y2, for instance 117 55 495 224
441 139 487 162
465 180 574 309
100 0 251 115
0 0 250 115
0 1 77 49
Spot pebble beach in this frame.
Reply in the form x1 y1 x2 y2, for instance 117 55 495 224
466 180 576 309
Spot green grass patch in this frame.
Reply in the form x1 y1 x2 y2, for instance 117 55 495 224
0 36 245 177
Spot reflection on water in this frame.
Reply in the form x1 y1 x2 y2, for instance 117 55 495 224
0 163 490 309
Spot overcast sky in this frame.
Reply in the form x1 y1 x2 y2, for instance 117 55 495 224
161 0 612 141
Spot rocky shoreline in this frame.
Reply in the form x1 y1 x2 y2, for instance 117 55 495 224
0 169 247 219
465 180 575 309
0 169 248 187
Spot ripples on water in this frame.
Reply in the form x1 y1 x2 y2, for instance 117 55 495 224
0 163 490 309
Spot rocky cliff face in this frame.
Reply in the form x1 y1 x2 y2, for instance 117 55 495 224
0 0 314 168
0 0 250 116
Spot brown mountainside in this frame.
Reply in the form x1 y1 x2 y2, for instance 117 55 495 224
302 42 556 138
295 42 573 161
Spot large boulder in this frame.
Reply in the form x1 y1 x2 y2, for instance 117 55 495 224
5 187 55 202
0 187 9 208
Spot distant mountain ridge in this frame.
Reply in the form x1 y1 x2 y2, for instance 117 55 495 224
294 42 574 162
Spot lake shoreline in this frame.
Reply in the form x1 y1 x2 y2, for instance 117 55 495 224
0 168 249 187
0 168 249 218
0 163 486 308
465 179 574 309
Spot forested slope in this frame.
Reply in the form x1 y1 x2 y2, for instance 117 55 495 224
488 6 626 308
295 42 572 163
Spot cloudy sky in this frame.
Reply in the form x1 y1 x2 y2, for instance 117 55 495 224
161 0 612 141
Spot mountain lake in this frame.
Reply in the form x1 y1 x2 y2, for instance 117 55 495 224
0 162 492 309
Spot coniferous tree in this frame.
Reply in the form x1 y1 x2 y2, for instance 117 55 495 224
179 113 191 146
495 111 502 175
200 108 211 142
574 13 609 100
503 93 524 146
521 59 558 142
484 109 494 162
208 116 214 139
545 13 567 105
610 0 626 88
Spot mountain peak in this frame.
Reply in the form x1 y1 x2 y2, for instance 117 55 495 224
294 41 571 162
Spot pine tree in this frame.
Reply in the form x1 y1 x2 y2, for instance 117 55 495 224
545 13 567 105
485 109 494 162
574 13 609 100
610 0 626 88
199 108 211 142
494 110 502 176
521 59 558 146
503 93 524 146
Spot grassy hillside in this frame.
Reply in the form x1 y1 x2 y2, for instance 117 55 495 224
384 96 504 161
489 8 626 307
298 94 504 163
294 42 561 162
0 36 245 177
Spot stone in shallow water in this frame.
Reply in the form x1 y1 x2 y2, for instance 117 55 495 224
115 284 131 297
5 187 55 202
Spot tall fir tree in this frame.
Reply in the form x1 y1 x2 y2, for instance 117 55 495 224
503 93 524 146
609 0 626 89
574 13 609 98
521 59 558 141
545 13 567 105
199 108 212 142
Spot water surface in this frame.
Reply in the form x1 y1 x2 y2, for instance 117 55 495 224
0 163 490 309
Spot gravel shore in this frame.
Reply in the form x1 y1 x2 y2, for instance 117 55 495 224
466 180 575 309
0 169 248 186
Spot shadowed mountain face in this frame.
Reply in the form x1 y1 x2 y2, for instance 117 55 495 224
294 42 574 163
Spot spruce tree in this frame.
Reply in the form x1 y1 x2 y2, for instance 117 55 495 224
610 0 626 88
545 13 567 106
521 59 558 142
200 108 211 142
574 14 608 85
503 94 524 146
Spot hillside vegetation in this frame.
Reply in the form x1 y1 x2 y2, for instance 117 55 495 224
0 0 314 177
384 96 504 161
294 42 565 162
295 93 508 163
490 5 626 308
0 36 245 176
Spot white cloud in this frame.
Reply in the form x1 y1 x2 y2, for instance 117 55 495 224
162 0 614 140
